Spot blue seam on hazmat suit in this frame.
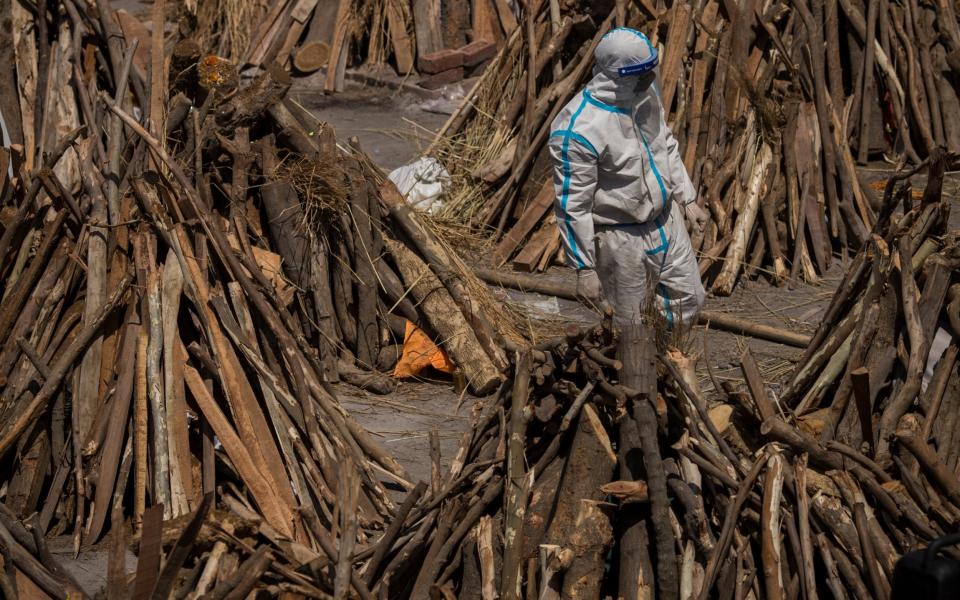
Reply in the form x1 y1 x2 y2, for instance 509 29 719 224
549 131 598 157
583 90 629 114
638 131 669 257
658 282 674 326
558 94 591 269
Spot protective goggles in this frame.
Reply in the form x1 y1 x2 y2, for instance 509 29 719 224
617 52 659 77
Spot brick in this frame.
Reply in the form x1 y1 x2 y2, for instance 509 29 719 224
419 67 465 89
418 49 464 74
459 39 497 67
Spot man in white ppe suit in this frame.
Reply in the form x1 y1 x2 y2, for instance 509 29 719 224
549 27 707 328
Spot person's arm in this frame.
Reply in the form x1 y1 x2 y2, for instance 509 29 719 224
663 124 697 206
549 134 598 269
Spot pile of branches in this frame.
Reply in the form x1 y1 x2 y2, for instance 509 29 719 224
357 161 960 598
779 147 960 517
432 0 960 294
358 313 945 598
0 0 516 596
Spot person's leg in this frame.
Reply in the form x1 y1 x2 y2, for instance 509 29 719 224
645 203 705 330
596 226 650 327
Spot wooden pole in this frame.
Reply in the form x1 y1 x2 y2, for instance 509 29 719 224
620 323 678 600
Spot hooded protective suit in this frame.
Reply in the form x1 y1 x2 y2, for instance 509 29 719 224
548 27 705 327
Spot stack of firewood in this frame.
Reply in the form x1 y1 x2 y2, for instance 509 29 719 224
186 0 524 92
780 147 960 495
430 0 960 295
358 159 959 598
0 0 516 596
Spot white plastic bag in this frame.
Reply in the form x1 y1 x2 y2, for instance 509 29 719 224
387 157 450 214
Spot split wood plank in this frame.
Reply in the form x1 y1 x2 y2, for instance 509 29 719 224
385 0 415 74
325 0 352 93
658 2 692 113
492 178 554 266
512 219 558 272
184 365 293 537
412 0 444 60
275 0 321 68
472 0 498 42
493 0 519 35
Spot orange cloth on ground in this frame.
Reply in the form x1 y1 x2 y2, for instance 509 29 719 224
393 321 456 378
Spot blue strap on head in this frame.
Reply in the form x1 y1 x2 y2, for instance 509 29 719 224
617 55 659 77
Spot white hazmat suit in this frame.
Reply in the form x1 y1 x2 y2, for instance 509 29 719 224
548 27 705 328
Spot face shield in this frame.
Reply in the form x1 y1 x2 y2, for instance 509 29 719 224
590 28 660 104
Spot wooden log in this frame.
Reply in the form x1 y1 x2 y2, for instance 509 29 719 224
0 520 82 599
794 456 819 600
472 267 812 347
273 0 320 69
712 142 773 296
621 323 678 600
538 544 573 600
560 500 613 600
761 452 785 600
77 161 109 446
0 273 132 458
815 534 852 600
384 235 501 393
365 481 428 585
472 0 498 42
183 366 293 537
512 219 558 272
292 40 329 73
853 502 889 599
161 250 190 517
346 162 380 368
493 179 553 266
658 2 692 113
697 458 766 599
896 427 960 508
683 0 719 170
335 457 360 600
520 456 563 560
501 350 531 600
492 0 518 35
337 360 397 394
876 238 931 462
207 547 274 600
380 181 506 372
10 0 36 170
85 316 138 543
323 0 351 93
0 0 24 157
856 0 880 163
739 347 777 421
215 63 290 127
543 401 616 550
616 410 655 600
760 171 789 285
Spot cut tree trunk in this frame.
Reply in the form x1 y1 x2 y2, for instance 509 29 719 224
384 235 501 394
